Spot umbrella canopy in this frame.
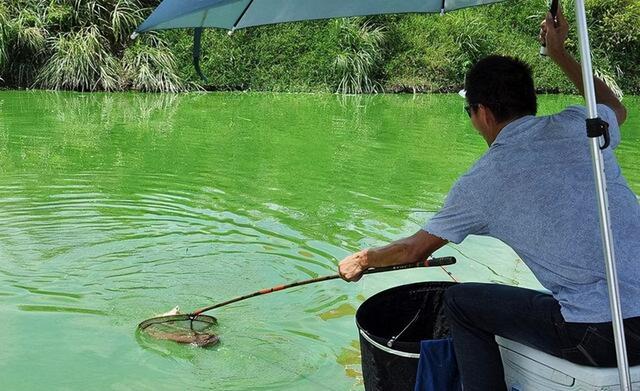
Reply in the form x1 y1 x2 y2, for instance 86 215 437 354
134 0 501 34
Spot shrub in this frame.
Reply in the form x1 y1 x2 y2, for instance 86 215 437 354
36 26 121 91
2 0 184 92
333 18 386 94
122 35 186 92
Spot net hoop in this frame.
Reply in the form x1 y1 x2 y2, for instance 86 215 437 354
138 314 217 331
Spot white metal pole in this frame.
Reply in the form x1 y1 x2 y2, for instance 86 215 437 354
574 0 632 388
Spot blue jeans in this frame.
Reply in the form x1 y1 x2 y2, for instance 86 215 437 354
443 283 640 391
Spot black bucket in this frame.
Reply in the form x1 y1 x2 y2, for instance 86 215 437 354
356 281 456 391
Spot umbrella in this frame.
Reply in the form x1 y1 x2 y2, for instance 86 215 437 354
132 0 632 388
129 0 503 80
133 0 502 33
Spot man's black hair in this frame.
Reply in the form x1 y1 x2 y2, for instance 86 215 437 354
465 55 537 123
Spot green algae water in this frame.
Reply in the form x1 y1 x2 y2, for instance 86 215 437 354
0 91 638 390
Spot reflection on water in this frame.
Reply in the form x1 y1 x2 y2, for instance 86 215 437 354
0 91 638 390
337 340 364 384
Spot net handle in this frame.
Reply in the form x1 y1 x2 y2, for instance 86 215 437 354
191 256 456 316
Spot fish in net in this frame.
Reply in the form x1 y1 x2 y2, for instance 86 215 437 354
138 309 219 348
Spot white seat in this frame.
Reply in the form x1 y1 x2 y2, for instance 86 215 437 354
496 336 640 390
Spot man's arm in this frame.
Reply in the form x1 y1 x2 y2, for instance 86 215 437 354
338 230 447 282
541 5 627 125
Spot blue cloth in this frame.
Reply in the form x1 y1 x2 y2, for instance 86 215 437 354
424 104 640 322
414 338 462 391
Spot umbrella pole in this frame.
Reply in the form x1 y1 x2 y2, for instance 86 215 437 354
574 0 632 388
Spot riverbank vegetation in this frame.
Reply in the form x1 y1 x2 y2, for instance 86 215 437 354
1 0 638 94
0 0 185 92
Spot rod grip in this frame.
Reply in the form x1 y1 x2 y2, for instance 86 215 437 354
426 256 457 267
363 256 457 275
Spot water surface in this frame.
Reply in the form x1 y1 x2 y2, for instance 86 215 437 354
0 91 638 390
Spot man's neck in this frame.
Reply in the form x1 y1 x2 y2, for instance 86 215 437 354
485 116 525 146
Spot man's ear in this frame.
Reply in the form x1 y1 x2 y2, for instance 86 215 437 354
478 104 496 127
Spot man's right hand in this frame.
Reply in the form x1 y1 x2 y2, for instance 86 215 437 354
539 3 569 60
338 249 369 282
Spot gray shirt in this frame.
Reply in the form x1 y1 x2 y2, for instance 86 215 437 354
424 104 640 322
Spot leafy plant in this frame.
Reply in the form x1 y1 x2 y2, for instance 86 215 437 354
16 9 48 53
0 3 9 76
1 0 186 92
595 69 624 100
0 6 49 85
36 26 120 91
333 18 385 94
44 1 74 30
107 0 144 43
122 35 186 92
587 0 640 93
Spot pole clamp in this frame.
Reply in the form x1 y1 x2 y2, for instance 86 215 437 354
193 27 208 83
586 117 610 150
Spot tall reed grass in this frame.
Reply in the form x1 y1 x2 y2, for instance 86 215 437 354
37 26 120 91
122 35 185 92
333 18 385 94
2 0 185 92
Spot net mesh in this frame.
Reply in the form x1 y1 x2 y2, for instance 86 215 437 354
138 314 219 347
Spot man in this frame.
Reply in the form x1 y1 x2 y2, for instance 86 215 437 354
338 5 640 390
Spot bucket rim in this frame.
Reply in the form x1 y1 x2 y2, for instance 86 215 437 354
355 280 456 324
359 329 421 359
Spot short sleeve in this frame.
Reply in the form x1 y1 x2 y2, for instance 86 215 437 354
423 177 488 244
